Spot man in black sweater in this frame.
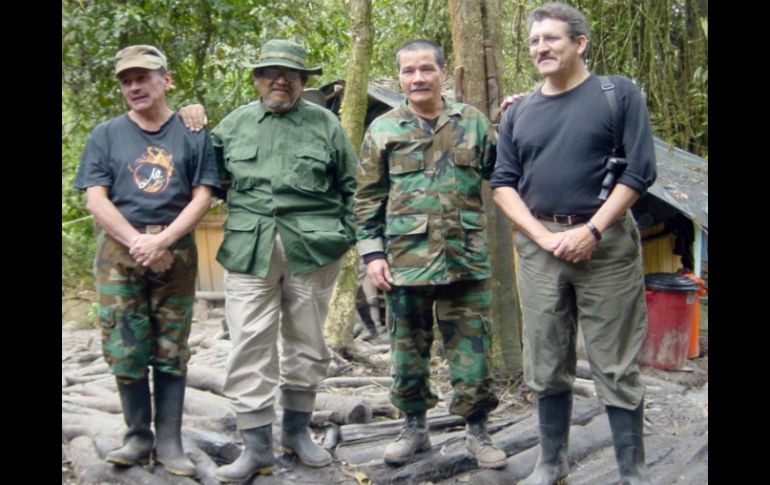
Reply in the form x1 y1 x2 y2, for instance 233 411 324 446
491 3 656 485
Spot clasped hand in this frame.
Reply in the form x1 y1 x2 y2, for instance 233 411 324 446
538 226 597 263
129 234 174 273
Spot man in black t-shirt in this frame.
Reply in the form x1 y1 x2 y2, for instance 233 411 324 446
73 44 219 477
490 3 656 485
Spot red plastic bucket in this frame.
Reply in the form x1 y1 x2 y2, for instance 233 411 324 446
638 273 700 370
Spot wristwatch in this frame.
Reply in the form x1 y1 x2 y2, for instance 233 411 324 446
586 221 602 241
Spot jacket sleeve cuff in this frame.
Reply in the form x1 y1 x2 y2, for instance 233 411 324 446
357 238 384 257
362 252 386 264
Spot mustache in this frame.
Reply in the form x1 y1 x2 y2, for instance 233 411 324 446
537 55 556 63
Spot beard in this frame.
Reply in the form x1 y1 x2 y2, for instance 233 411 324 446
262 96 295 112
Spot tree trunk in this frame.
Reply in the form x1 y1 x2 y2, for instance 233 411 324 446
325 0 373 353
449 0 523 374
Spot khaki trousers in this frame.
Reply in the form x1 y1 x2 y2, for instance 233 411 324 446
223 234 342 429
515 212 648 410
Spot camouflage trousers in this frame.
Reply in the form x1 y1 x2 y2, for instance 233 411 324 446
95 231 197 384
386 279 499 419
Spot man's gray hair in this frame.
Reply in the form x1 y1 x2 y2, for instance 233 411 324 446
395 39 445 70
528 2 590 56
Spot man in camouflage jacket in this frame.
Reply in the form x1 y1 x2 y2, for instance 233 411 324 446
354 39 506 469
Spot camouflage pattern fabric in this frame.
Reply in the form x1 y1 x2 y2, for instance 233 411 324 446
386 279 499 418
95 231 197 383
354 99 497 286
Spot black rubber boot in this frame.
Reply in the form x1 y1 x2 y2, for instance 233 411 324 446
281 410 333 467
383 411 431 466
105 376 154 466
607 400 652 485
152 371 196 476
214 424 275 483
520 391 572 485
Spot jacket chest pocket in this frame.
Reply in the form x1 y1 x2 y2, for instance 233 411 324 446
388 151 425 175
388 151 427 213
226 145 259 191
452 147 479 169
293 145 332 193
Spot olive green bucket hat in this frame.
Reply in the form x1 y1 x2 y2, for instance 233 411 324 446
243 39 322 75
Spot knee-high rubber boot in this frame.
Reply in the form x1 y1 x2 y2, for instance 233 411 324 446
520 391 572 485
105 376 154 466
281 410 333 467
214 425 275 483
152 371 196 476
607 400 651 485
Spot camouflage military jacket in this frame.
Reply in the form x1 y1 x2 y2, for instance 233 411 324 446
354 99 497 286
212 98 357 277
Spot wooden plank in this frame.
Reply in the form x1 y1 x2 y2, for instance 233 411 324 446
194 213 226 292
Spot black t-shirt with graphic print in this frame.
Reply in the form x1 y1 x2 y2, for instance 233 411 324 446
74 113 220 227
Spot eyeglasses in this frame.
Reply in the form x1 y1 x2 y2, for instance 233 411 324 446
258 67 303 83
527 34 568 48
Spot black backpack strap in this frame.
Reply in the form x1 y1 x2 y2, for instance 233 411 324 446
599 75 622 157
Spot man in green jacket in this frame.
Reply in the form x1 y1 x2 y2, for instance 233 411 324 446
354 39 506 469
206 39 357 483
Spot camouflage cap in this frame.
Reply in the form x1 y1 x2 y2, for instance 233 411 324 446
114 45 167 77
243 39 322 75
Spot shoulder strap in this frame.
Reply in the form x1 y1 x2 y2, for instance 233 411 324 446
599 75 622 157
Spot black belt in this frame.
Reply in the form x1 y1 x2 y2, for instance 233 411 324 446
533 212 592 225
133 224 168 234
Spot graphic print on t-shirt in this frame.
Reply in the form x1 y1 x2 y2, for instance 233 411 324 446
129 146 175 194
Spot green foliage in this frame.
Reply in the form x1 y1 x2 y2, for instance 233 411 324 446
500 0 708 158
61 112 95 292
62 0 708 291
370 0 452 78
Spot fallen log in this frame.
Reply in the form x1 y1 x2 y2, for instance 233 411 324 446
310 409 335 425
187 332 206 348
68 435 168 485
198 338 232 353
63 373 113 386
315 392 372 424
183 427 242 465
62 412 123 441
573 377 597 398
186 364 225 395
74 360 110 377
62 394 122 414
62 381 119 399
183 387 234 421
363 394 398 419
68 351 102 364
339 410 465 445
321 376 393 388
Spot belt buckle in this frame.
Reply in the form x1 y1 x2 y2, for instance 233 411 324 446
553 214 572 225
145 225 164 234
